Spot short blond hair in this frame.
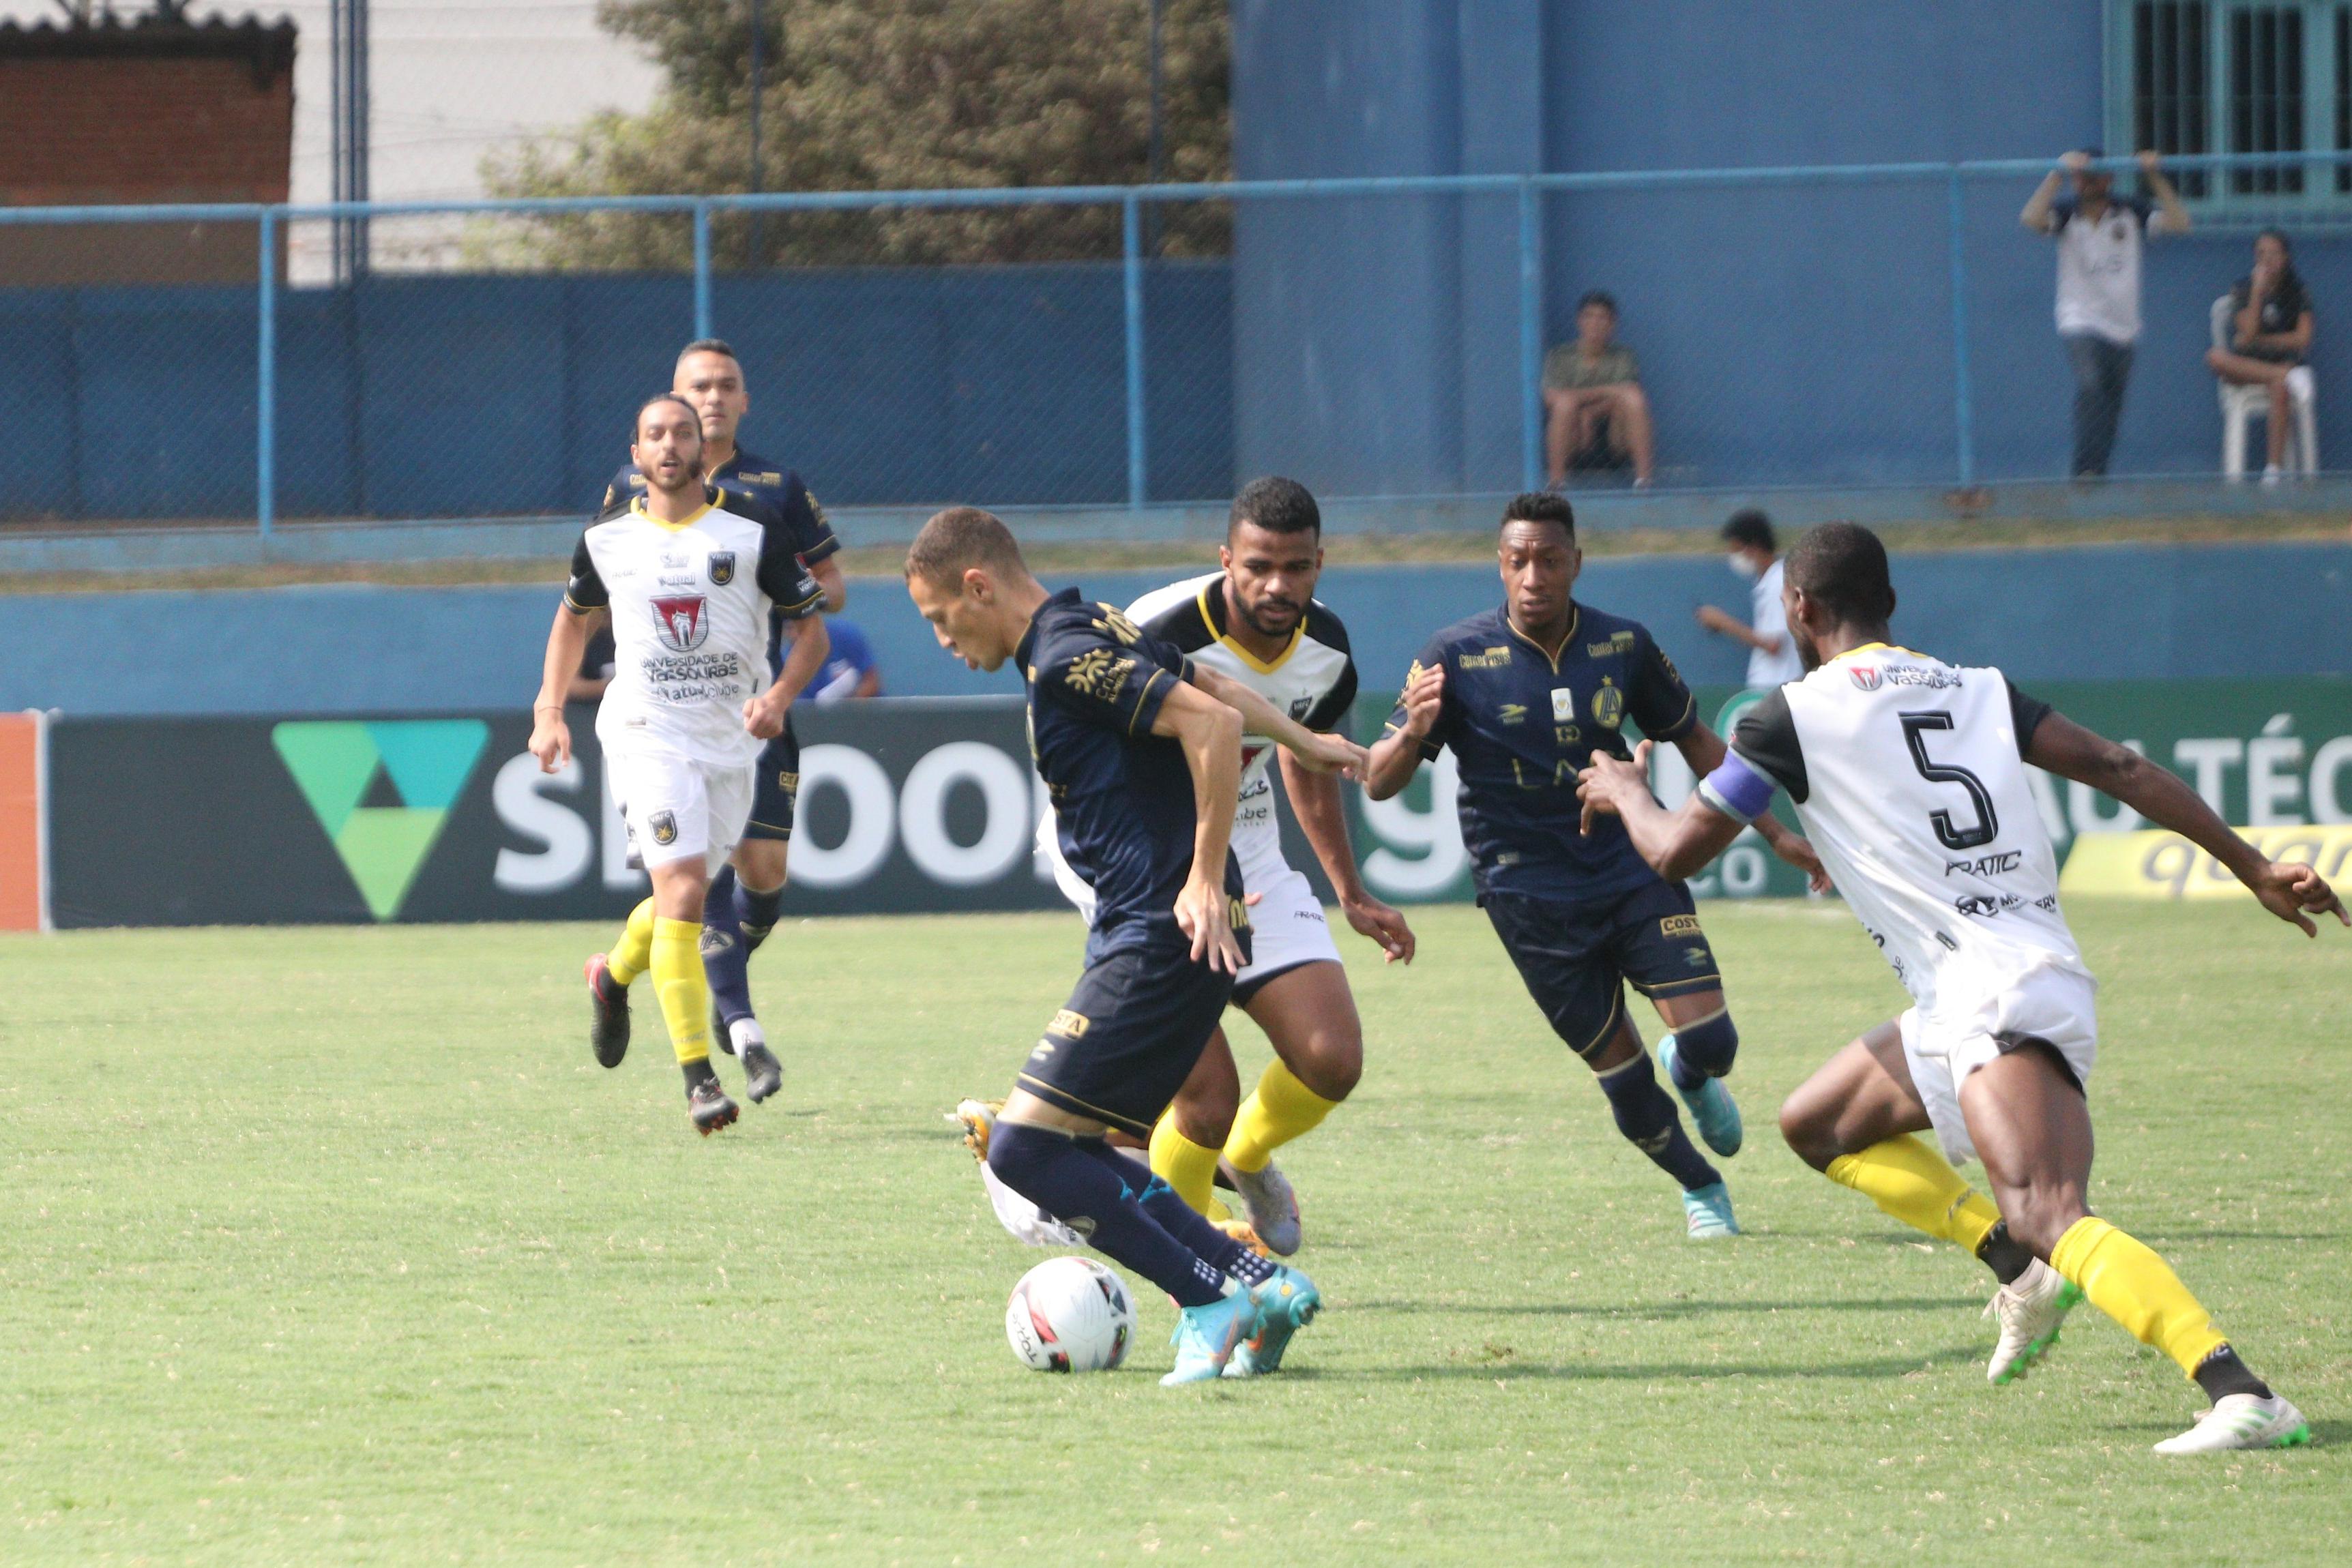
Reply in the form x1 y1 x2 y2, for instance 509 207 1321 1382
905 506 1029 585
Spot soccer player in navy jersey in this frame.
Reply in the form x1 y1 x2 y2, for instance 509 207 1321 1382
1365 492 1823 1238
905 505 1366 1384
594 340 844 1104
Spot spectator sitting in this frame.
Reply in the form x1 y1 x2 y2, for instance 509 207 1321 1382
2205 227 2315 482
798 617 882 704
1692 508 1804 687
1543 291 1655 490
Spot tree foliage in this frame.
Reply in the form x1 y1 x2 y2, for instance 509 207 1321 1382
480 0 1229 269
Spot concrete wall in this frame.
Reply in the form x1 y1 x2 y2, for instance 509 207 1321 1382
1231 0 2352 494
7 542 2344 718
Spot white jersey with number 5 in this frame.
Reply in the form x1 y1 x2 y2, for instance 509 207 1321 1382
1716 644 2090 1024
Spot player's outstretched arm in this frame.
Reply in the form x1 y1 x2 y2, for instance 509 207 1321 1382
744 614 830 739
530 604 598 772
1577 740 1748 883
1365 662 1444 801
1186 666 1366 780
1279 749 1415 964
2027 711 2348 935
1151 679 1249 973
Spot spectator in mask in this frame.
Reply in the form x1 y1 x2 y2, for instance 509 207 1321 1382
1692 509 1802 687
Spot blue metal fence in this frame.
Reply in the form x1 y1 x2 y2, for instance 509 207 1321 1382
5 151 2351 537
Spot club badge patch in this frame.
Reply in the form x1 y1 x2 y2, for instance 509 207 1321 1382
1590 679 1626 729
707 551 736 586
647 810 679 846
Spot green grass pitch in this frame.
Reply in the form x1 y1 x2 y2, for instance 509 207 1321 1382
4 898 2347 1563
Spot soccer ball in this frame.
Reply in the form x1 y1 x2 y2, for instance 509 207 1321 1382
1004 1256 1135 1372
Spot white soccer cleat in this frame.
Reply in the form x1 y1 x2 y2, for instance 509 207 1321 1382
1226 1159 1302 1256
2153 1392 2312 1455
1984 1259 2082 1384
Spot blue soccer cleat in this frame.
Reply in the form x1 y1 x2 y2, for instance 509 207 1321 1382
1682 1180 1741 1239
1222 1264 1323 1378
1161 1288 1259 1386
1659 1034 1743 1157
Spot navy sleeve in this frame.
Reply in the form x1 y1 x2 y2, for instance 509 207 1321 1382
564 532 608 611
578 627 615 680
1731 687 1808 803
1383 636 1456 760
600 464 637 513
1628 625 1699 742
754 510 823 619
1302 657 1359 735
1036 609 1184 736
778 471 842 564
2003 675 2053 757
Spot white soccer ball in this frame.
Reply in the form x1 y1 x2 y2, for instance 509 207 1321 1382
1004 1256 1135 1372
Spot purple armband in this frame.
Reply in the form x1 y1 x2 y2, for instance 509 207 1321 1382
1698 752 1775 823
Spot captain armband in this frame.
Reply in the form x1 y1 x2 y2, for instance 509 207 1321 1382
1696 752 1776 825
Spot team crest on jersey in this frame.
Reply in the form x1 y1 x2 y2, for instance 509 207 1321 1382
647 810 678 846
650 595 709 652
1590 679 1626 729
707 551 736 586
1849 664 1883 691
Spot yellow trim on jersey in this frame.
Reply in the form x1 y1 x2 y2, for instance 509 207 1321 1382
1505 604 1580 673
1836 641 1925 661
630 497 713 534
1199 581 1303 675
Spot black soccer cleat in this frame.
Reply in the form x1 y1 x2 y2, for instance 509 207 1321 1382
741 1040 784 1105
685 1063 739 1136
585 953 630 1069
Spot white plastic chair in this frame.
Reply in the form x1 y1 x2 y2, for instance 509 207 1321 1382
2211 294 2317 478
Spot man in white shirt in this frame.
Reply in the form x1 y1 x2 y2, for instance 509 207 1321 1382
2020 148 2190 477
1694 509 1803 687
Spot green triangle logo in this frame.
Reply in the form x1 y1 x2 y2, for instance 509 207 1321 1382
272 720 490 919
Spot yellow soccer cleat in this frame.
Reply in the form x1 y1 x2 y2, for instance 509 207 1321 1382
1212 1217 1274 1258
947 1097 1003 1163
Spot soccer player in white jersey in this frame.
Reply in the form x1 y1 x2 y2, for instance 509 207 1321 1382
529 394 829 1135
962 478 1413 1267
1576 522 2344 1455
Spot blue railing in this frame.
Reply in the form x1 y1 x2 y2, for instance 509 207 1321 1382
4 149 2349 537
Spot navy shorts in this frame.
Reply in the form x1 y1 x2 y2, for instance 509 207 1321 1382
1483 880 1721 1060
1016 933 1244 1138
742 717 800 842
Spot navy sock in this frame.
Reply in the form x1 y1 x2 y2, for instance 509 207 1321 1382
1080 1147 1274 1288
700 870 755 1029
988 1123 1229 1307
1596 1050 1720 1192
1666 1012 1739 1086
735 874 787 955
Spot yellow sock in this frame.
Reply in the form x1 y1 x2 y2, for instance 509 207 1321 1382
1147 1109 1222 1216
605 898 657 986
1824 1134 2003 1252
2050 1216 2229 1378
649 915 712 1065
1224 1060 1342 1174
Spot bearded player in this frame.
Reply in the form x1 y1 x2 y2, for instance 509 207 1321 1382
602 340 846 1102
959 477 1413 1260
534 394 829 1134
1578 521 2342 1453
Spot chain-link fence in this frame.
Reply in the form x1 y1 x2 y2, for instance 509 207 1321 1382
3 153 2349 534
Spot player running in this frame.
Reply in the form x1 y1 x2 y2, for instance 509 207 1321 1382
1365 492 1822 1239
964 477 1414 1258
904 505 1366 1385
602 339 847 1104
532 393 830 1134
1576 520 2344 1453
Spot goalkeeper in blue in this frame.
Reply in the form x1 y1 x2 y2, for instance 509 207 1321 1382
903 506 1366 1384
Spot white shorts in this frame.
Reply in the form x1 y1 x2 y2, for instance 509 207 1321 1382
1040 814 1342 999
1900 964 2100 1167
606 746 756 876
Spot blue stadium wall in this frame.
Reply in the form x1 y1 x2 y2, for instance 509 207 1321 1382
1231 0 2352 494
8 542 2345 717
0 261 1231 522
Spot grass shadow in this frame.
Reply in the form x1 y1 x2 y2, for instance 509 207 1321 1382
1297 1344 1986 1383
1344 1295 1971 1320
